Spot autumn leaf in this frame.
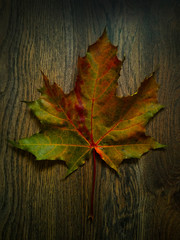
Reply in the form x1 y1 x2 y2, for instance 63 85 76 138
11 29 165 219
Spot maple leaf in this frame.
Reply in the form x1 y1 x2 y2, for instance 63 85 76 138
11 29 165 219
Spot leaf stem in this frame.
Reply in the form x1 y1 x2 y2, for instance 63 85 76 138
89 148 96 221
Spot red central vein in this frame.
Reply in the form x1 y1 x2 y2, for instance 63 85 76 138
90 71 98 145
90 52 116 145
90 98 95 144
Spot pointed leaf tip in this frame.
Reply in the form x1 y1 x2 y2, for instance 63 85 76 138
101 27 108 37
40 70 49 84
8 139 19 148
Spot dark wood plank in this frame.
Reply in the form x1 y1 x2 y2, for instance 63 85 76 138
0 0 180 239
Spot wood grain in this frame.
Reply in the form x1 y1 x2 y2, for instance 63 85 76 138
0 0 180 239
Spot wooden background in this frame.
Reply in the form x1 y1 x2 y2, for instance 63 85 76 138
0 0 180 239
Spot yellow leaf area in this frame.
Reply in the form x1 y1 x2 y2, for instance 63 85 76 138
11 30 165 176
